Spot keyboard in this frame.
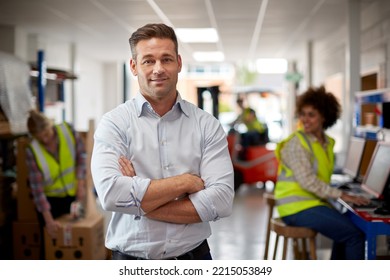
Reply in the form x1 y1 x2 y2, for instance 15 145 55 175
352 199 383 209
338 184 352 190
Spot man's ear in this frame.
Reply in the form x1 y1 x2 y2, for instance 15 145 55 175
177 54 182 73
130 58 137 76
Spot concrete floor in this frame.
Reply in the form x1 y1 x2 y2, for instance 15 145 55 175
208 184 269 260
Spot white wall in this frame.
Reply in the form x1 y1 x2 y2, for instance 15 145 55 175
295 0 390 162
73 55 107 131
310 1 390 86
9 31 124 132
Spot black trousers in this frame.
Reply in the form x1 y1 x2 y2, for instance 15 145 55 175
112 239 212 260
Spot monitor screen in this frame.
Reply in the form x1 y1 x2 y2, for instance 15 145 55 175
342 137 366 178
361 141 390 199
357 139 377 181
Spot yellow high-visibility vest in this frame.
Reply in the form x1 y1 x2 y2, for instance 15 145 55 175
29 123 77 197
274 130 335 217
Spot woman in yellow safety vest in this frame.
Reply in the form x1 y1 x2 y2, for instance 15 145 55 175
26 110 86 259
274 86 369 259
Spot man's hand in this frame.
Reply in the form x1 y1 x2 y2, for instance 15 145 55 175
174 173 204 194
119 156 203 194
119 156 136 177
118 155 205 214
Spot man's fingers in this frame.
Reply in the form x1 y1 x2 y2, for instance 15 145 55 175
119 156 136 176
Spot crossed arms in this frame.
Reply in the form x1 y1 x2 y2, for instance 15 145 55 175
118 156 204 223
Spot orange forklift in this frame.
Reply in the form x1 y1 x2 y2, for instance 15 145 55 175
197 85 280 191
227 129 278 191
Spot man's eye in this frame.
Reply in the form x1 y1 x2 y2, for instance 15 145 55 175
143 60 153 65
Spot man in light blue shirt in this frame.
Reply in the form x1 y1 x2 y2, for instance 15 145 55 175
91 23 234 260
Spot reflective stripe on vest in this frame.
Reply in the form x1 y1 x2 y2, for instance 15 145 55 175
276 195 319 205
274 130 334 217
31 140 54 186
61 123 75 160
29 123 77 197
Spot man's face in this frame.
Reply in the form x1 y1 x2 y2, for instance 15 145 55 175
130 38 182 101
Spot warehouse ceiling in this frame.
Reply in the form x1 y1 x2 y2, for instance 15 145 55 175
0 0 376 66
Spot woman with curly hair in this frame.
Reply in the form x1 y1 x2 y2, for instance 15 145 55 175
274 86 369 259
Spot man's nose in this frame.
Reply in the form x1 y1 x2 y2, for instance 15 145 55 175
153 61 163 74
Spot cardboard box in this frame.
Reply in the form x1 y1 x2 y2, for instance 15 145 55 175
0 121 11 135
84 119 101 218
361 103 379 126
44 213 106 260
16 137 38 222
13 221 41 260
16 185 38 222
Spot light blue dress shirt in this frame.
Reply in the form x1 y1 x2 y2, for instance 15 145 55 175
91 92 234 259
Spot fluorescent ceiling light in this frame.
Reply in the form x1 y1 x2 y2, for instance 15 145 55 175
193 51 225 62
176 28 219 43
256 58 288 73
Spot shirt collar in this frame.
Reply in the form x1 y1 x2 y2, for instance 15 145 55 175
134 91 190 117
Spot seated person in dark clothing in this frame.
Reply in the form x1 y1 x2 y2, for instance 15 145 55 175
240 108 268 147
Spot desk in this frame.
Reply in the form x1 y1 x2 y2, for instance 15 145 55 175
332 199 390 260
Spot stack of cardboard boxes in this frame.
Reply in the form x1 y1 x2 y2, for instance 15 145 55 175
13 136 41 259
13 120 106 260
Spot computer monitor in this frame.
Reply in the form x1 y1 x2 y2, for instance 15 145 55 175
357 139 377 182
342 137 366 179
361 141 390 199
374 175 390 215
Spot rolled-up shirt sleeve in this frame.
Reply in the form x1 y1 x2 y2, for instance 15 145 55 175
188 117 234 222
91 114 151 217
